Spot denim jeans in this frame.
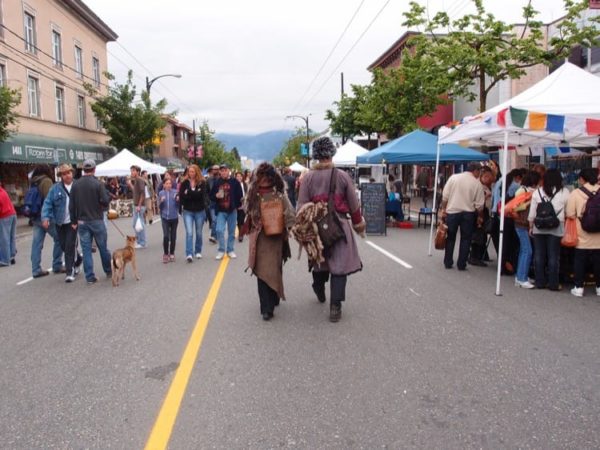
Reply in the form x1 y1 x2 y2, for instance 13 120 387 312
533 233 561 289
78 220 112 282
31 220 63 275
444 211 476 269
515 226 533 282
573 248 600 288
161 218 178 255
132 206 146 247
56 223 79 275
0 214 16 266
209 203 217 239
183 210 206 256
216 210 237 253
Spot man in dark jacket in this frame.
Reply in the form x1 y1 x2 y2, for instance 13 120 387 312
30 165 63 278
206 165 220 243
210 164 243 259
69 159 111 284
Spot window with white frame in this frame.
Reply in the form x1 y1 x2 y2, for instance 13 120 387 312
52 30 62 68
0 2 5 40
96 117 102 131
55 86 65 123
27 74 40 116
74 45 83 78
0 63 6 87
77 95 85 127
24 12 37 54
92 57 100 87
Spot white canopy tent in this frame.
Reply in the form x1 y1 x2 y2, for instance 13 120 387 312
95 148 166 177
332 140 368 166
289 161 308 173
436 63 600 295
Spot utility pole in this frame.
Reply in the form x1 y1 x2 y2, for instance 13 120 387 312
285 114 311 168
341 72 346 144
192 119 197 166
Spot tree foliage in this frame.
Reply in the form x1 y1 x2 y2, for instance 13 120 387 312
0 86 22 143
86 71 169 155
403 0 600 112
273 127 312 168
195 121 241 171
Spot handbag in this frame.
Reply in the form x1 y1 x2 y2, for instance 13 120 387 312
434 221 448 250
561 217 578 247
260 193 285 236
316 169 346 249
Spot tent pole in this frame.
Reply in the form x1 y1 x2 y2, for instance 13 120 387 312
428 142 442 256
496 131 509 296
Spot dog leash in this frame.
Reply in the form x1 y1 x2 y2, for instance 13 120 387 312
109 218 126 237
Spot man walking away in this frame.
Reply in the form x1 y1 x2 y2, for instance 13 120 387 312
207 165 220 243
130 165 147 248
69 159 112 284
282 167 297 209
440 163 485 271
210 164 243 259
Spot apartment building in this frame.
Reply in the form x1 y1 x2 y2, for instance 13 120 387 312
152 116 193 171
0 0 117 207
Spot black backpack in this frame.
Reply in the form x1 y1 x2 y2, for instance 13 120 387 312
579 186 600 232
22 182 43 218
534 190 560 230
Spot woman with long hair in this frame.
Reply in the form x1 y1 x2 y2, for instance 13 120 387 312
235 171 247 243
245 163 295 321
528 168 570 290
179 164 209 262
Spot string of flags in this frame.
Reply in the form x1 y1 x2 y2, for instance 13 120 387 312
447 108 600 135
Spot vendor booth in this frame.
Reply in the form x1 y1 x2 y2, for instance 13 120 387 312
95 148 166 177
438 62 600 295
333 140 368 166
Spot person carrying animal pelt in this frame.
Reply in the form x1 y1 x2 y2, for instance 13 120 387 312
296 136 366 323
244 163 296 321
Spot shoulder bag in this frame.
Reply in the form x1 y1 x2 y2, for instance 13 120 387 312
260 191 285 236
317 169 346 249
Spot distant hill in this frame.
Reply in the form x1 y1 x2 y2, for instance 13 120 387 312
216 130 294 163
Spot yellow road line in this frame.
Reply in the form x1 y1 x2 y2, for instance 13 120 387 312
145 256 230 450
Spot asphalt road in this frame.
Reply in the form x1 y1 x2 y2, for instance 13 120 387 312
1 218 599 449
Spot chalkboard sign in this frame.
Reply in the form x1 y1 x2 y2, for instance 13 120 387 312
361 183 386 235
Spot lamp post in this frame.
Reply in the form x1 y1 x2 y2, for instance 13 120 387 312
145 73 182 96
286 114 311 167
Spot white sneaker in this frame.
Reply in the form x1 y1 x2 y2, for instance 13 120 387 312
596 286 600 297
216 252 225 260
186 255 193 263
227 252 237 259
571 287 584 297
195 253 202 259
65 274 75 283
134 243 146 249
515 279 534 289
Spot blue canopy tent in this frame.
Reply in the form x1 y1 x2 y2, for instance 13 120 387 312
356 130 489 164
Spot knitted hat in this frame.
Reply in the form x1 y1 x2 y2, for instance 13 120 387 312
311 137 336 161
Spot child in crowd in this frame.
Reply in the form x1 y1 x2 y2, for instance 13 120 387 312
158 178 179 263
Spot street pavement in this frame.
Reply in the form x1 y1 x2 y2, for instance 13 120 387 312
1 217 600 449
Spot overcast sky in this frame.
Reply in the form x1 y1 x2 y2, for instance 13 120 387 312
83 0 570 135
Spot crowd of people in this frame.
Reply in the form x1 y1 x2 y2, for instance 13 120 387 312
440 160 600 297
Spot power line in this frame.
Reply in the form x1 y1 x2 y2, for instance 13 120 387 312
301 0 392 111
291 0 366 113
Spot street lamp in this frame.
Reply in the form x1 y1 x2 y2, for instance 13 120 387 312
286 114 311 167
145 73 182 96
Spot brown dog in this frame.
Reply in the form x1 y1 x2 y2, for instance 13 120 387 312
111 235 140 286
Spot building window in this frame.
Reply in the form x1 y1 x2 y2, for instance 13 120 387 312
96 117 102 131
77 95 86 127
52 30 62 68
74 45 83 78
24 12 37 54
0 63 6 87
55 86 65 123
0 2 5 40
92 57 100 87
27 74 40 117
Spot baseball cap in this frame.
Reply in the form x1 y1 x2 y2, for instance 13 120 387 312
211 165 220 170
219 164 229 169
82 159 96 170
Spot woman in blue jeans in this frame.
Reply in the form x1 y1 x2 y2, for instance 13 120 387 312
178 164 209 262
513 171 541 288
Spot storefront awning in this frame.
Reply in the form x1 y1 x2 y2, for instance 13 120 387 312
0 134 116 165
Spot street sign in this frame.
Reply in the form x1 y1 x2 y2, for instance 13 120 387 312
300 143 308 156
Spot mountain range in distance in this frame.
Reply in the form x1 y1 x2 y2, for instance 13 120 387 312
216 129 294 163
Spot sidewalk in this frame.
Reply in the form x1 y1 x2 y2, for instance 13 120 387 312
16 216 33 240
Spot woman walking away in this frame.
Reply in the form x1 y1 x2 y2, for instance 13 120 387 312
528 169 569 290
296 137 366 322
179 164 209 262
566 168 600 297
158 178 180 263
236 171 248 242
245 163 295 321
513 171 541 288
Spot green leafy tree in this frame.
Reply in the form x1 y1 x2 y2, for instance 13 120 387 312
0 86 22 143
403 0 600 112
325 93 362 142
86 71 169 155
196 121 241 171
273 128 312 167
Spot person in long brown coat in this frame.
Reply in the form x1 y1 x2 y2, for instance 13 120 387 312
297 137 365 322
245 163 296 321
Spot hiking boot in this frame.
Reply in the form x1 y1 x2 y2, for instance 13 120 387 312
329 303 342 322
